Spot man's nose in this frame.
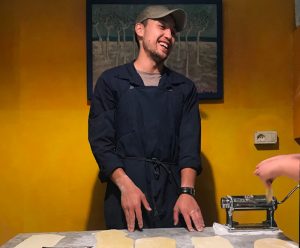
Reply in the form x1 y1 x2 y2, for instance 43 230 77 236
164 28 173 39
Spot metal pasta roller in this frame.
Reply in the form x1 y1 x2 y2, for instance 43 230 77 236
220 184 299 231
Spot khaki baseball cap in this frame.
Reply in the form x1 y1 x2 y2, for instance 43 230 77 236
135 5 187 32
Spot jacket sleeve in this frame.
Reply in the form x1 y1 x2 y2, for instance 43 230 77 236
88 76 124 182
178 83 202 174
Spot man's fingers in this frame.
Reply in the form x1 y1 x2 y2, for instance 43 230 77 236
135 207 143 230
127 209 135 232
190 209 205 231
141 195 152 211
182 213 194 232
173 207 179 226
124 208 131 231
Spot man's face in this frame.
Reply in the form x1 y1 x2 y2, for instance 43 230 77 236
141 15 176 63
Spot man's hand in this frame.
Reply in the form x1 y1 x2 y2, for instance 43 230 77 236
176 167 204 231
173 194 205 232
112 169 152 232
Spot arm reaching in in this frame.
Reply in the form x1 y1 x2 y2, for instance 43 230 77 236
254 154 300 186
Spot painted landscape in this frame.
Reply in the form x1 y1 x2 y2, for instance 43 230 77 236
91 4 220 97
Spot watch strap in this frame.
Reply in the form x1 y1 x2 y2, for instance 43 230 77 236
180 187 195 196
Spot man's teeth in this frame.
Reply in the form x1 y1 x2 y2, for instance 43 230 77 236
159 42 168 48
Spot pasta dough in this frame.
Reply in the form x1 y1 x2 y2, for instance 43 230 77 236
135 237 176 248
13 234 64 248
95 229 134 248
266 186 273 202
191 236 233 248
254 238 296 248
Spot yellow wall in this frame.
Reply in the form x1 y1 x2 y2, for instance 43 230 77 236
294 26 300 138
0 0 299 245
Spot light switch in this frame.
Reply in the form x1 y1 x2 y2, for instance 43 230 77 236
254 131 278 144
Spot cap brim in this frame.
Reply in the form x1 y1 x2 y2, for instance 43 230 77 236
137 8 186 32
168 9 186 32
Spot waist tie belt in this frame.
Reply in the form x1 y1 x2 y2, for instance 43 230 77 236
119 156 180 218
121 156 180 189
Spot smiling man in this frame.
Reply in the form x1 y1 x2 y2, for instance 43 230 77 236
88 5 204 232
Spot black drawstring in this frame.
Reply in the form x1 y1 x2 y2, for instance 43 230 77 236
120 156 180 189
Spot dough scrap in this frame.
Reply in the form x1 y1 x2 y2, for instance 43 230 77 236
95 229 134 248
254 238 296 248
14 234 64 248
135 237 176 248
191 236 233 248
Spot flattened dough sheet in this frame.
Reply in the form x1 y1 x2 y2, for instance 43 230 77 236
13 234 64 248
254 238 297 248
95 229 134 248
135 237 176 248
192 236 234 248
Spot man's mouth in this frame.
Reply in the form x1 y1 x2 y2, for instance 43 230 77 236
159 41 170 50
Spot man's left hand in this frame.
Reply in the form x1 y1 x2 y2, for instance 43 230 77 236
173 194 205 232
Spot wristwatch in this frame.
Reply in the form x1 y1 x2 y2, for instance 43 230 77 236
180 187 196 197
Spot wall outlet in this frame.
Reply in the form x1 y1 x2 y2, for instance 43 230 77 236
254 131 278 144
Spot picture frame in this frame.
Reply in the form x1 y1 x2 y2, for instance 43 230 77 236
296 0 300 27
86 0 223 101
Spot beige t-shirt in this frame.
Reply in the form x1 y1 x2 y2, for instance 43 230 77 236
137 70 161 86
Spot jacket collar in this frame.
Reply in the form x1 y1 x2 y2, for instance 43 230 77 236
115 61 184 89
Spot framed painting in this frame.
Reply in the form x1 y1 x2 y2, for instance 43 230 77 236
296 0 300 27
86 0 223 101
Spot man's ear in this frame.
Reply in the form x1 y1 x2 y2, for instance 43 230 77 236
135 23 144 38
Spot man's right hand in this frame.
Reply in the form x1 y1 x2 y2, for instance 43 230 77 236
111 168 152 232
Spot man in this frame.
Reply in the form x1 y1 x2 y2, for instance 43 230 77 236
88 5 204 232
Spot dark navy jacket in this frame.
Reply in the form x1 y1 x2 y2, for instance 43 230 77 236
88 62 201 229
